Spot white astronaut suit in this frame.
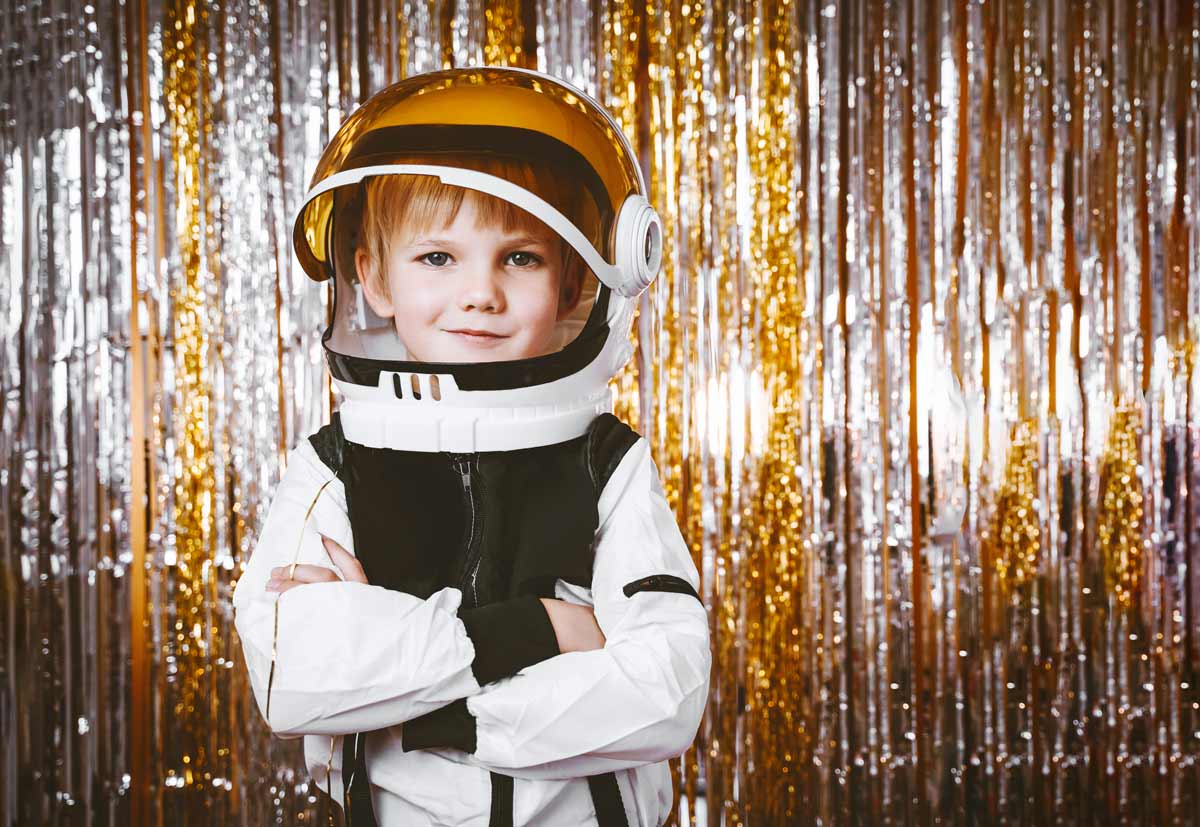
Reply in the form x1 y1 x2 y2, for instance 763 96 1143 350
232 67 712 827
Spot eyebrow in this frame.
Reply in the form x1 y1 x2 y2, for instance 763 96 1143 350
408 234 552 248
502 235 553 247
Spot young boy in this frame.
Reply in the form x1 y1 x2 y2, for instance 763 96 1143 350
233 67 711 827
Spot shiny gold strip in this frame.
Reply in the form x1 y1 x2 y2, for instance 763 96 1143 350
162 0 217 794
901 0 927 812
126 0 162 820
989 419 1041 595
1098 404 1144 609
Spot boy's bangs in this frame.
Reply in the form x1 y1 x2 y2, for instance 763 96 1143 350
368 174 560 254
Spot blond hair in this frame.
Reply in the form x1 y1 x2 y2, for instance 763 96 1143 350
344 155 592 302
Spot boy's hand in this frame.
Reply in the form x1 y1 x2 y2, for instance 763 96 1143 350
539 598 606 653
265 535 367 593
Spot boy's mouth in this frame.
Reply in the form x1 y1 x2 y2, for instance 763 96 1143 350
445 328 509 341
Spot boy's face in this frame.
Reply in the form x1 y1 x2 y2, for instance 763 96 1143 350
356 199 582 363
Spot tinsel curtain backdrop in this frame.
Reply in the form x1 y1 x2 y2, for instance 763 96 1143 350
2 0 1199 825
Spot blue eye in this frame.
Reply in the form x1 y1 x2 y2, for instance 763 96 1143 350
507 251 542 267
419 252 450 267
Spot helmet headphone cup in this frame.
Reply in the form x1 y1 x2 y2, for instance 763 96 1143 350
612 193 663 298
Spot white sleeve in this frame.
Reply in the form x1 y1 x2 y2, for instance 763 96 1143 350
232 439 482 738
457 437 712 780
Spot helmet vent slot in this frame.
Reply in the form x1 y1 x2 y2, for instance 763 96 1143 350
389 372 443 402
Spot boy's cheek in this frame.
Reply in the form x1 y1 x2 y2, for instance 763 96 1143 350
387 305 438 351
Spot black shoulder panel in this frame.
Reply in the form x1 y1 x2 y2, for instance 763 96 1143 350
307 412 346 476
585 412 641 497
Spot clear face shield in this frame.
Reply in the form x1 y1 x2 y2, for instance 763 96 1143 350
324 145 607 372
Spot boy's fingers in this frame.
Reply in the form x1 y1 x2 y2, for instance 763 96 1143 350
266 564 338 585
320 535 368 584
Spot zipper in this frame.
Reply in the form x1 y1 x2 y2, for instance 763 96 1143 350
448 453 483 608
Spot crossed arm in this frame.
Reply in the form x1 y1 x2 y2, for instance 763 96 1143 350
232 437 711 778
264 536 607 660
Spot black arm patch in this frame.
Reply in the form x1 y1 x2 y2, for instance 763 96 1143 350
585 413 641 497
622 574 702 602
457 594 561 685
401 698 477 754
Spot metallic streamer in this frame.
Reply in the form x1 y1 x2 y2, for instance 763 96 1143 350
1098 404 1144 610
598 0 645 433
987 419 1041 595
2 1 135 823
483 0 531 67
4 1 1200 825
161 0 222 802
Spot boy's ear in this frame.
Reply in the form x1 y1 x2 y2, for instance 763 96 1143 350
355 248 395 318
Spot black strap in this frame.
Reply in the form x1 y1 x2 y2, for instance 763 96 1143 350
489 772 514 827
584 416 645 827
588 773 630 826
345 733 376 826
339 748 627 827
313 417 372 825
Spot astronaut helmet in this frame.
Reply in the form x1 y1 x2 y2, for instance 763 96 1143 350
292 66 662 453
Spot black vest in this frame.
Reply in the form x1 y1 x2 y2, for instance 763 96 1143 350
308 412 640 827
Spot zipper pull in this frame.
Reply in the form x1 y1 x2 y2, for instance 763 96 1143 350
454 455 472 492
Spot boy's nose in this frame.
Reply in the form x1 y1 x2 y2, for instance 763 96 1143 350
457 265 505 313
